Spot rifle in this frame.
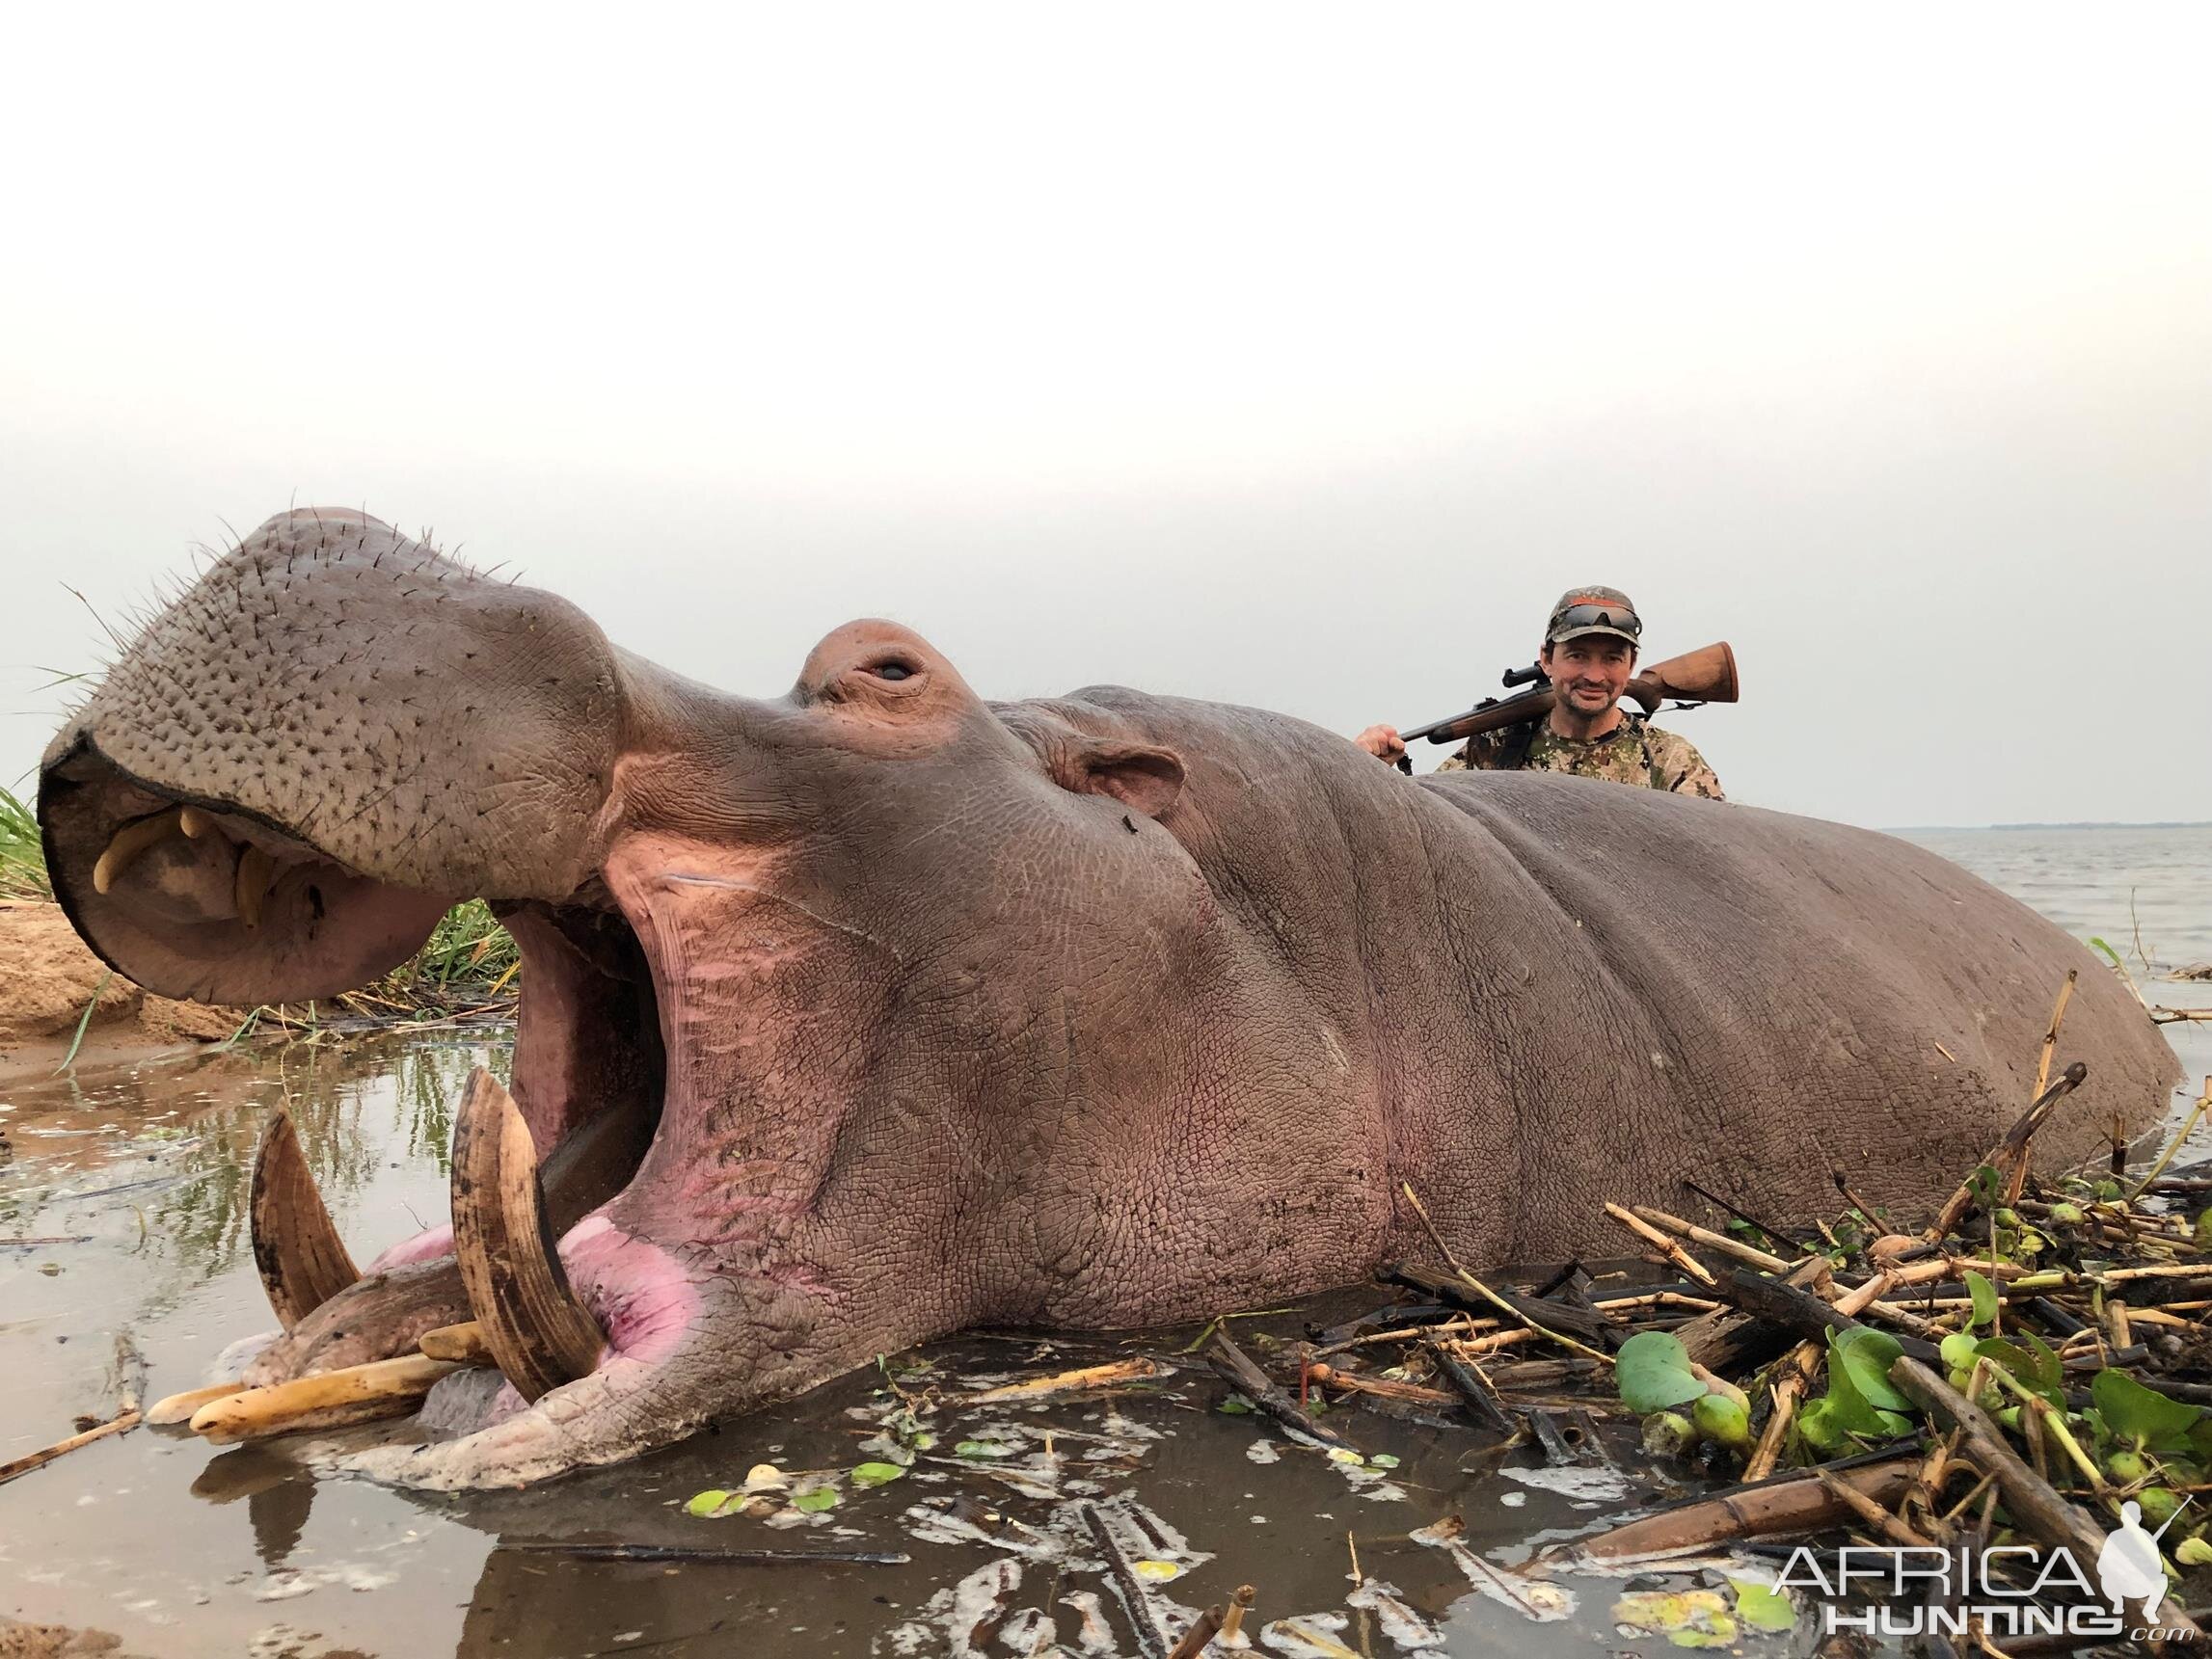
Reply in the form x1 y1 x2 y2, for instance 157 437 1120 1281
1393 642 1739 771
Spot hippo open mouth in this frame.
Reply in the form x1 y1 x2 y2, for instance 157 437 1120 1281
37 507 2179 1489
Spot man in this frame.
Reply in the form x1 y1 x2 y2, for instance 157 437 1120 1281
1354 586 1725 799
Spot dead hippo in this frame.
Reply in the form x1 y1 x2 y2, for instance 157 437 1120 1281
39 509 2177 1487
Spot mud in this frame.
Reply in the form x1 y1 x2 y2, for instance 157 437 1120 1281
0 902 241 1082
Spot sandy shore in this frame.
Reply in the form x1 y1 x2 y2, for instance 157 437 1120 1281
0 901 242 1082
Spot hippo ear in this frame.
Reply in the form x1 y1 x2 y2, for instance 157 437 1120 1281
1051 737 1185 819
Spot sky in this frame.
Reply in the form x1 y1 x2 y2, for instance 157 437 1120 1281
3 3 2206 828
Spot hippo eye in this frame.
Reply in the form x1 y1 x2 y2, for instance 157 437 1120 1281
866 659 916 682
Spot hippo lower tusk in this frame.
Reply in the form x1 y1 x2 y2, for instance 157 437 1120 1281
233 843 276 928
418 1321 493 1365
177 805 214 839
250 1106 364 1329
188 1354 460 1445
92 806 183 894
450 1067 607 1403
147 1380 248 1426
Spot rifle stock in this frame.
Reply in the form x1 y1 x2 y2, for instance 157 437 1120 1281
1402 641 1738 748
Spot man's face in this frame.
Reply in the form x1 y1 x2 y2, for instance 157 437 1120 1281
1541 635 1636 717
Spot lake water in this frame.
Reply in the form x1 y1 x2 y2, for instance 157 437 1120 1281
1 824 2205 1657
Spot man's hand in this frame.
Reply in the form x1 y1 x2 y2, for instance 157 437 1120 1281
1354 724 1406 763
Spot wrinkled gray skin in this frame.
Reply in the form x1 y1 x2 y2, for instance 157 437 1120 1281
41 510 2178 1488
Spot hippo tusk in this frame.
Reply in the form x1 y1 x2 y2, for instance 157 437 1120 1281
250 1106 364 1329
147 1379 248 1426
188 1354 461 1445
177 805 215 839
450 1067 607 1403
92 806 183 894
233 843 276 928
418 1321 494 1365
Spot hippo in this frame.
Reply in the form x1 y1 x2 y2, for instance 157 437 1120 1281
39 508 2177 1488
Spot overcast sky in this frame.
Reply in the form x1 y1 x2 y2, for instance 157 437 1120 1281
3 4 2205 828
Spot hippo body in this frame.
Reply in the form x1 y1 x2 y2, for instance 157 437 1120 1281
39 510 2177 1486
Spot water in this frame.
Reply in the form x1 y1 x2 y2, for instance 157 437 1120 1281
1 826 2205 1656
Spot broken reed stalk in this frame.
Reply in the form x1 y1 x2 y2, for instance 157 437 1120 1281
1923 1061 2090 1241
1602 1202 1717 1287
1399 1184 1613 1365
1742 1341 1820 1482
0 1410 140 1486
1578 1452 1917 1561
1814 1468 1929 1548
2033 968 2079 1104
2129 1081 2212 1202
1628 1205 1792 1273
1166 1605 1223 1659
1888 1356 2201 1641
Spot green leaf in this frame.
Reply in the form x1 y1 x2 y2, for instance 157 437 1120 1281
2093 1369 2207 1452
1973 1338 2066 1409
850 1460 907 1488
1215 1396 1254 1415
955 1439 1018 1459
1692 1393 1751 1452
1366 1453 1400 1469
1729 1578 1796 1633
1964 1270 1998 1331
2177 1536 2212 1568
1615 1331 1709 1414
1795 1397 1849 1454
1828 1327 1912 1414
685 1488 734 1517
792 1487 839 1512
1967 1164 2004 1213
2089 936 2122 970
1822 1336 1912 1438
1940 1332 1981 1373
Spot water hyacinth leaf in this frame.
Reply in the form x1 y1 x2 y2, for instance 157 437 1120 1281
1692 1392 1750 1452
1612 1589 1738 1648
1965 1270 1998 1330
1967 1164 2004 1214
1217 1396 1254 1415
1794 1398 1849 1455
2093 1368 2206 1451
685 1488 734 1517
1827 1327 1912 1415
1974 1339 2066 1409
955 1440 1018 1459
850 1461 908 1488
1939 1332 1981 1373
1729 1578 1795 1633
792 1487 839 1512
1821 1343 1911 1438
1367 1453 1400 1469
1615 1331 1709 1414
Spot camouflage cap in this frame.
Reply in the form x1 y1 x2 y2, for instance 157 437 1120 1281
1545 585 1642 646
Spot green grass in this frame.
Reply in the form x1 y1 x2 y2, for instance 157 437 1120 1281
0 785 51 900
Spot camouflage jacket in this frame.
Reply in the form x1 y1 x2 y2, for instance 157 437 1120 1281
1435 713 1724 800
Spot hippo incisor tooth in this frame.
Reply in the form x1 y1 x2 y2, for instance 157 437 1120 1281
92 806 183 894
451 1067 607 1403
146 1379 248 1427
188 1354 460 1444
177 805 214 839
233 843 276 929
249 1106 363 1329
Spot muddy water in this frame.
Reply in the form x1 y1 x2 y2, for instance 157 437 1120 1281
2 826 2206 1658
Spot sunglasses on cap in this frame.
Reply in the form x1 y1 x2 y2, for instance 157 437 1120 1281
1549 602 1641 639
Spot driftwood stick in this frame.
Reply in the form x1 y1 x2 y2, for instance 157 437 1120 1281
1084 1503 1171 1659
1925 1061 2089 1240
0 1411 141 1486
1427 1339 1518 1435
1204 1329 1357 1454
1889 1355 2201 1642
1166 1605 1223 1659
500 1540 911 1565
